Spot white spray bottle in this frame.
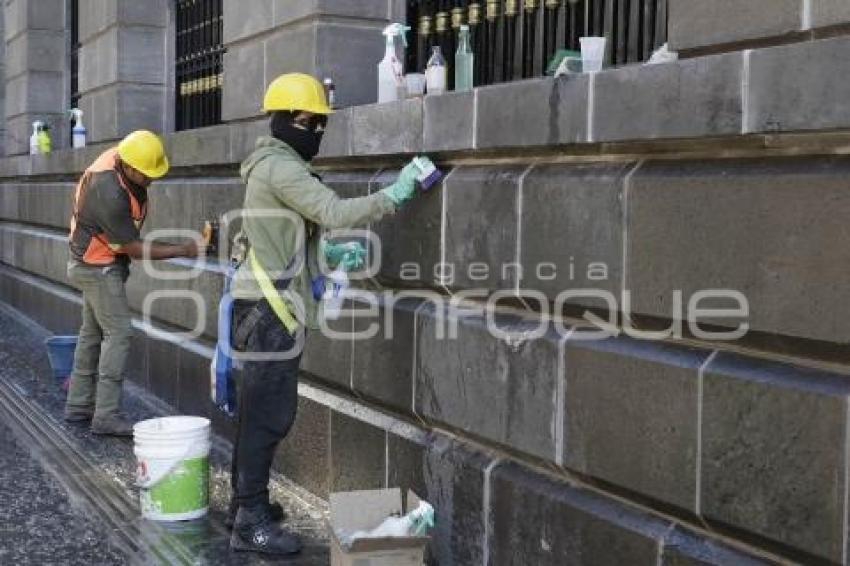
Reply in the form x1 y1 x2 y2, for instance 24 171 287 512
30 121 42 155
70 108 87 149
377 23 410 104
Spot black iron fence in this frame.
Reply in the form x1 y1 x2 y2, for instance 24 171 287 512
406 0 667 87
70 0 80 109
175 0 225 131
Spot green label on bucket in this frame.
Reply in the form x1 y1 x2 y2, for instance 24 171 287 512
141 456 209 516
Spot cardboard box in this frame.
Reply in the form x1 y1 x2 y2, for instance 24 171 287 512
329 488 430 566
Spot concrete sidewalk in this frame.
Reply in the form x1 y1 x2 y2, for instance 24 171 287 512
0 302 329 565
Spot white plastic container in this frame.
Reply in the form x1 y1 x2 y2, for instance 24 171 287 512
580 36 607 73
322 268 349 320
29 122 40 155
426 46 447 95
134 416 211 521
70 108 87 149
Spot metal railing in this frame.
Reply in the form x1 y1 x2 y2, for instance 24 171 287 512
70 0 80 109
175 0 225 131
406 0 668 87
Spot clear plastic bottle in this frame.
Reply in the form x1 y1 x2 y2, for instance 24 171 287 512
425 46 447 95
455 25 473 92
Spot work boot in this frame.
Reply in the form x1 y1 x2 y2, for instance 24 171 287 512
224 500 286 530
90 414 135 437
64 408 94 423
230 503 302 556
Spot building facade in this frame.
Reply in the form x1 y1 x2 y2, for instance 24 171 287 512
1 0 850 564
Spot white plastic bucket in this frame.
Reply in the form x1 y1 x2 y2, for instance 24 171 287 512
133 416 211 522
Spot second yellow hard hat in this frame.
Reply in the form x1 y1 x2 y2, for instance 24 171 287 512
263 73 334 115
117 130 170 179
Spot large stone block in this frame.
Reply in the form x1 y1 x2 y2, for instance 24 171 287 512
5 71 64 117
627 157 850 344
263 24 317 91
520 162 631 306
748 36 850 133
116 26 166 85
668 0 801 51
386 431 427 502
81 84 166 143
701 353 850 563
165 125 232 168
564 337 708 512
78 27 118 94
5 30 65 79
0 182 73 229
351 98 423 155
350 295 418 414
329 410 386 492
223 0 274 44
301 307 353 391
423 91 474 152
221 41 265 122
593 53 743 142
273 396 331 499
811 0 850 28
490 462 670 565
4 0 64 41
315 22 386 108
370 168 442 285
229 119 267 163
476 75 588 149
315 107 351 159
443 166 522 292
417 307 562 462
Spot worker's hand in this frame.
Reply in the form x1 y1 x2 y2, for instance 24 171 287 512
323 241 366 272
380 159 421 206
181 239 205 258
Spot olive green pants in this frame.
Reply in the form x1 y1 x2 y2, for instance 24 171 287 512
65 261 133 419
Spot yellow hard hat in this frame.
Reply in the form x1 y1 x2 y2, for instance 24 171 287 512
263 73 334 115
117 130 170 179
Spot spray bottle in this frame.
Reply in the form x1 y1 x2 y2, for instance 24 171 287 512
378 23 410 104
30 121 41 155
37 123 53 154
69 108 87 149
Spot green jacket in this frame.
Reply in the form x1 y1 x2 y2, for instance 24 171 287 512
231 136 396 330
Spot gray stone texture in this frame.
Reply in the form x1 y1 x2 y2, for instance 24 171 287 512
417 307 562 462
701 353 850 563
221 41 265 122
564 337 708 512
370 168 443 286
273 396 331 499
165 124 232 168
315 106 350 159
80 83 166 144
810 0 850 28
5 71 64 116
490 462 670 565
423 91 473 152
329 410 386 492
5 29 65 78
223 0 275 44
351 98 423 155
520 162 631 305
628 157 850 344
4 0 64 42
0 182 74 230
230 119 268 163
748 36 850 134
79 0 167 44
273 0 393 27
476 75 588 148
593 53 743 142
668 0 802 51
301 306 353 391
315 22 386 108
443 166 522 292
350 295 418 414
79 26 166 94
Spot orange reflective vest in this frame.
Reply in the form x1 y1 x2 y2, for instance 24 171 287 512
69 148 148 266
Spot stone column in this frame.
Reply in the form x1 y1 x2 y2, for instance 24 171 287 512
77 0 167 144
222 0 406 122
4 0 66 155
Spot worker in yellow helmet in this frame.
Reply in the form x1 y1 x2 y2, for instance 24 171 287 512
226 73 434 556
65 130 202 436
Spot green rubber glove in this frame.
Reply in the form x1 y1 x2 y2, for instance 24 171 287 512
323 241 366 271
381 159 422 206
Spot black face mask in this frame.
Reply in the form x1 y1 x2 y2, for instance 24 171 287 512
270 112 325 162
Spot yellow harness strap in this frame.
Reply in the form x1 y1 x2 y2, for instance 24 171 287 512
248 249 299 334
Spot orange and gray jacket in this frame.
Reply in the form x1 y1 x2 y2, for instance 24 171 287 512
69 148 148 266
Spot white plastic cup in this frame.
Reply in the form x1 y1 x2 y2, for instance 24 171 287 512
580 36 607 73
405 73 426 98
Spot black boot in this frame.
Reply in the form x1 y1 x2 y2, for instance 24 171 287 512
230 503 302 556
224 499 286 530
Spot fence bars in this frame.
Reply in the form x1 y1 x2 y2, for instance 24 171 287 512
407 0 668 88
175 0 225 131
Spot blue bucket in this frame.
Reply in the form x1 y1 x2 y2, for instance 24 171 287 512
45 336 78 381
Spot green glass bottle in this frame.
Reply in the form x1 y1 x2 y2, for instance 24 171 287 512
455 25 473 91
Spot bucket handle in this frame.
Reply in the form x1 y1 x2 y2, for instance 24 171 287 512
136 444 194 490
